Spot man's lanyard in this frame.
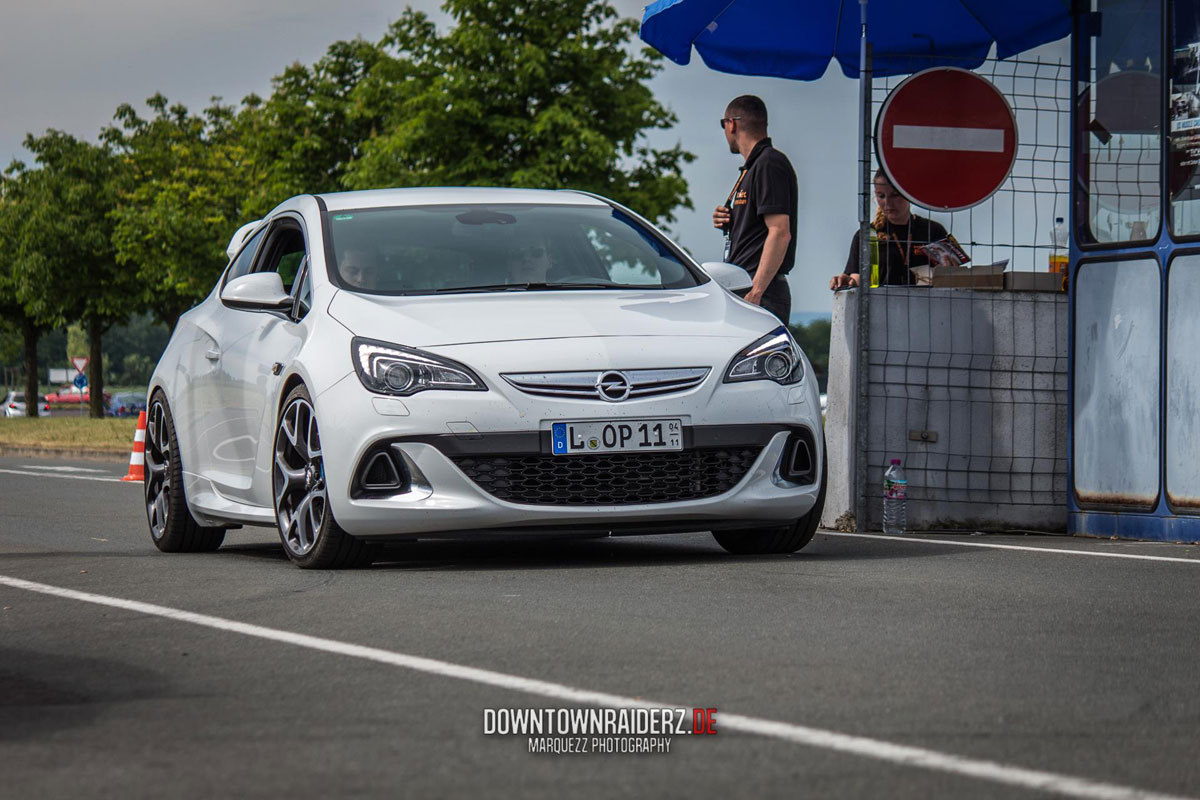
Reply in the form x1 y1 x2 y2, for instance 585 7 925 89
722 168 749 261
725 168 748 210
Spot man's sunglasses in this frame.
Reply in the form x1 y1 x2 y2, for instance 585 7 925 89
719 116 741 128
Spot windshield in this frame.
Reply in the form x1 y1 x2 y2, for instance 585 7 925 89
325 203 702 295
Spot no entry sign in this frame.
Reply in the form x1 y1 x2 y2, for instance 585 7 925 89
875 68 1017 211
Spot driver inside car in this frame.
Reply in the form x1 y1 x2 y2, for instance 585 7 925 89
340 247 384 290
507 238 554 284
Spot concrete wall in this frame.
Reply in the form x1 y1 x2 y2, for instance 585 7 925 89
822 287 1068 532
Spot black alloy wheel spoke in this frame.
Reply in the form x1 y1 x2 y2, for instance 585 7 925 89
274 397 326 558
145 401 172 540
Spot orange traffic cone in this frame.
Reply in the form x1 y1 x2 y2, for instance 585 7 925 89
121 411 147 482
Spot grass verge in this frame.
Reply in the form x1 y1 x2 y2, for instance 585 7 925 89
0 417 138 455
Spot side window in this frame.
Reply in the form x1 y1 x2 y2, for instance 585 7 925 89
226 227 266 283
256 222 308 294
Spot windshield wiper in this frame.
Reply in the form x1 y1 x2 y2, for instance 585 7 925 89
434 282 619 294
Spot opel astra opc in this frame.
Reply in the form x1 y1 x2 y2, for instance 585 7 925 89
144 188 825 568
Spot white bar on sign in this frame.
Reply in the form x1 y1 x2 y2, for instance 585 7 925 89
892 125 1005 153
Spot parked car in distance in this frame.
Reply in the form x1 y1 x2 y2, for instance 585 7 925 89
3 391 51 418
144 187 826 570
45 385 111 404
107 392 148 418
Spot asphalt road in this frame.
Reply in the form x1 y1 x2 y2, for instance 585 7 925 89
2 453 1200 799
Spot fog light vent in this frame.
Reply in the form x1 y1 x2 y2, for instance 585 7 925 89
364 453 401 489
781 430 817 485
353 448 411 497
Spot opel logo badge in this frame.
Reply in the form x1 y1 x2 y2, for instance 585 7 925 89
595 370 631 402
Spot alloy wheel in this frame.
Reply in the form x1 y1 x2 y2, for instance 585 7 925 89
274 396 326 557
144 400 172 540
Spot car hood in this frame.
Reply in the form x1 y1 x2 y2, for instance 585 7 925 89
325 284 778 347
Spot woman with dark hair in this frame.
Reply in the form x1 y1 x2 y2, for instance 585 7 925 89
829 169 954 289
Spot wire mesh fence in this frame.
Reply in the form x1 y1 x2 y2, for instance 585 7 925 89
850 54 1071 532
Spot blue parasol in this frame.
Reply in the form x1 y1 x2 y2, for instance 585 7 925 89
639 0 1071 80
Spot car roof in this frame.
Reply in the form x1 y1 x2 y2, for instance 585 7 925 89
315 187 609 213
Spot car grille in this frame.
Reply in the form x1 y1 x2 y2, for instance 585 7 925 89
450 447 762 506
501 368 709 401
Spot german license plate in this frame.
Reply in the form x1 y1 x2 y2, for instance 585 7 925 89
551 419 682 455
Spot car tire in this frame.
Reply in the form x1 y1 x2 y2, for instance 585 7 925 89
272 384 375 569
144 392 226 553
712 445 827 556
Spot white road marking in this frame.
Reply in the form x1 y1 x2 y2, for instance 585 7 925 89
823 532 1200 564
893 124 1006 153
19 465 108 473
0 468 124 483
0 574 1189 800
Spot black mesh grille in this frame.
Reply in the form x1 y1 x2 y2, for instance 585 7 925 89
451 447 763 506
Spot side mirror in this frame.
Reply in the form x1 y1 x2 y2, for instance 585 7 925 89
226 220 263 261
221 273 293 312
701 261 753 293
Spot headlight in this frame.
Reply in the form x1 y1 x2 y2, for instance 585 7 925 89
352 337 487 396
723 326 805 385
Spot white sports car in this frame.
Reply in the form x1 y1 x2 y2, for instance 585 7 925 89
145 188 825 568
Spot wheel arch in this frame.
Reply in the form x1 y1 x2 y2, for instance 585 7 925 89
277 373 308 418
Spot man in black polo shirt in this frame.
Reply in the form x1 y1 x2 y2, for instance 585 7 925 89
712 95 797 325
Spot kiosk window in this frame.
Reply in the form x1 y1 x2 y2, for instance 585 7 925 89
1076 0 1162 246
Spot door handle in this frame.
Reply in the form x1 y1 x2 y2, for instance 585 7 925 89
204 348 220 361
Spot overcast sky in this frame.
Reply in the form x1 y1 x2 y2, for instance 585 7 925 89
0 0 952 316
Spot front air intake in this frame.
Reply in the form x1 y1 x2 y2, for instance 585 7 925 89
352 447 411 497
781 429 817 485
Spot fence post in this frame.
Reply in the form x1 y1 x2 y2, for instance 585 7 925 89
854 0 873 533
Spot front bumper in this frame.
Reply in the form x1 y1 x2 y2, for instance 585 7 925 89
313 365 823 539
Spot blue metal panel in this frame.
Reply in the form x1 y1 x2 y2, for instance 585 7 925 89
1071 509 1200 541
1072 257 1161 507
1165 254 1200 511
1067 0 1195 541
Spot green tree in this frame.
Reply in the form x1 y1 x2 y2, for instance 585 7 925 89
789 319 831 392
102 312 170 385
66 323 87 363
0 170 52 415
106 95 262 330
115 353 155 386
0 318 19 368
343 0 693 224
10 132 139 417
236 38 386 215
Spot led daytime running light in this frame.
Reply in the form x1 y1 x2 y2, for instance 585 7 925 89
352 337 486 396
723 327 804 386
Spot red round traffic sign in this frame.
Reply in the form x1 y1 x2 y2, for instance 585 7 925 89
875 67 1017 211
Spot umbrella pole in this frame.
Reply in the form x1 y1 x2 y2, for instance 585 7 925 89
854 0 873 534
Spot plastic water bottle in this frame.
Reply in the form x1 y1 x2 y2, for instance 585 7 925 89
883 458 907 535
1049 217 1068 273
